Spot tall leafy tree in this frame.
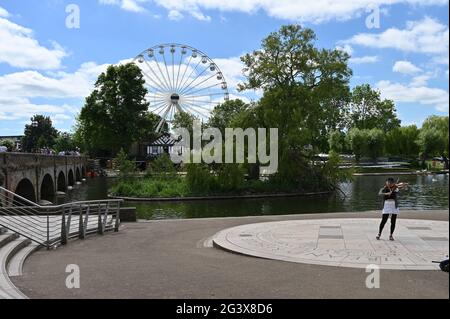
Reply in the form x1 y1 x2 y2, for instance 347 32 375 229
346 128 367 163
172 111 199 148
417 116 449 168
348 84 401 132
385 125 420 159
239 24 352 186
208 99 249 135
54 132 77 153
328 130 346 154
365 129 385 162
21 115 58 152
76 63 149 156
139 112 168 142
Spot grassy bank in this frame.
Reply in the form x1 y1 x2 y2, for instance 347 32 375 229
109 176 332 199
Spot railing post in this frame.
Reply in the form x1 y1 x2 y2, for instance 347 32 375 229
61 207 67 245
79 205 85 240
46 212 50 250
67 207 72 239
114 202 121 232
83 206 90 238
97 204 104 235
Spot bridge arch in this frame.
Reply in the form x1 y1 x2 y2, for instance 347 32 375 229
57 171 66 192
40 174 55 202
14 178 36 203
68 169 75 187
76 167 81 182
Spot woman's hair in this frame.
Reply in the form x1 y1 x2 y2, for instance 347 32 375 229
386 177 395 184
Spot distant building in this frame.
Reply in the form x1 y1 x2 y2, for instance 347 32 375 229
0 136 22 151
130 133 183 160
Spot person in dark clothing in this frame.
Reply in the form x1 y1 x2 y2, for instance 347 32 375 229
376 178 409 241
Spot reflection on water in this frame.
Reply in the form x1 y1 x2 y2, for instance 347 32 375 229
65 174 449 220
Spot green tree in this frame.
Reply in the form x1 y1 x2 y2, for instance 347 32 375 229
417 116 449 168
217 164 245 192
366 129 385 162
328 130 346 153
140 112 168 143
172 111 200 148
147 153 176 179
208 99 248 135
239 24 352 187
115 148 135 180
21 115 58 152
385 125 420 159
0 140 15 152
76 63 149 156
185 163 216 194
54 132 77 153
347 128 367 163
348 84 401 132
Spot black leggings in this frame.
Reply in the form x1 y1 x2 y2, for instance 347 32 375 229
379 214 397 235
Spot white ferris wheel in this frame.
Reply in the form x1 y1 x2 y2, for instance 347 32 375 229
134 43 230 132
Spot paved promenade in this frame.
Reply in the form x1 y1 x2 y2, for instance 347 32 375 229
213 218 448 270
13 210 449 299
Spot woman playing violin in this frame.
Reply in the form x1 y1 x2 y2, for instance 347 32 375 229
376 177 409 241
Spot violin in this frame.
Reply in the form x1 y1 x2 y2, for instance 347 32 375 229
386 179 409 192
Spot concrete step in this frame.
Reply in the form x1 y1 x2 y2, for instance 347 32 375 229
0 233 19 249
7 242 40 277
0 237 31 299
0 227 8 235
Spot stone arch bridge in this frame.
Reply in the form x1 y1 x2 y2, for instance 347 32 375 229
0 153 87 203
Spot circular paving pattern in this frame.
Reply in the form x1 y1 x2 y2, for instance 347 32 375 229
212 218 449 270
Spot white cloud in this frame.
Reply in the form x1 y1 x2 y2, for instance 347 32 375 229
410 74 432 86
336 44 354 56
343 17 449 56
393 60 423 74
99 0 147 13
0 61 115 124
349 55 380 64
168 10 184 21
0 6 9 17
0 62 111 99
0 9 67 70
377 80 449 112
97 0 448 23
212 56 245 91
0 96 74 122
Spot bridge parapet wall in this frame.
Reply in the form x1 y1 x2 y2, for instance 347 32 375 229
0 153 87 202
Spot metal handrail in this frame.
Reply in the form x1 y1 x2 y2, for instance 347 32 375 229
0 186 122 249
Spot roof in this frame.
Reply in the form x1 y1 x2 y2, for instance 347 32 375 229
149 133 178 146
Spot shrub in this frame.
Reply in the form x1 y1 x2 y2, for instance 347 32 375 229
147 153 176 179
186 164 216 194
115 149 135 180
217 164 245 192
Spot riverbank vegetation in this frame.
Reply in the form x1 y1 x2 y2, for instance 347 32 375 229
109 152 347 198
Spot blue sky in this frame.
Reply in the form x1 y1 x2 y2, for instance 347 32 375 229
0 0 448 135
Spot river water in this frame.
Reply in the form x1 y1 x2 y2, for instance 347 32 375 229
63 174 449 220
